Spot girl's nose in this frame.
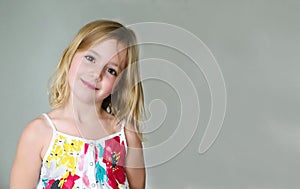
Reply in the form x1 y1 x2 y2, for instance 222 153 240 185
96 67 104 82
96 76 101 82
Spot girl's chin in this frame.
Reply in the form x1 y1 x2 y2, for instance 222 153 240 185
72 93 107 105
71 93 95 104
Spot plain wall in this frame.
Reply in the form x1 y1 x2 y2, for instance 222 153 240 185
1 0 300 188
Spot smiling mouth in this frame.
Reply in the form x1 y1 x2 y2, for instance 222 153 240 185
80 79 99 90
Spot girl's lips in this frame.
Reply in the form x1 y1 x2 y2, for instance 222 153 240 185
80 79 99 90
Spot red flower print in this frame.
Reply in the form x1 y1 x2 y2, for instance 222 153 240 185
44 179 60 189
60 172 80 189
103 136 126 189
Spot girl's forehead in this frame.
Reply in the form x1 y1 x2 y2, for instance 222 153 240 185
87 39 127 67
90 38 126 52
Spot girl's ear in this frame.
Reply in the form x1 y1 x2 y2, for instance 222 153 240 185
101 95 112 113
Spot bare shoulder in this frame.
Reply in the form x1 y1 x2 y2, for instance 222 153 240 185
10 115 52 188
23 115 52 140
124 122 146 188
19 115 53 157
124 122 143 148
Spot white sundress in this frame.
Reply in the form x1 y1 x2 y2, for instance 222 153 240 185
36 113 129 189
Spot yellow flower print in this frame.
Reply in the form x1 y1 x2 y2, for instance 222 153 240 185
58 171 70 187
46 145 64 167
59 153 77 172
54 135 66 144
63 139 84 153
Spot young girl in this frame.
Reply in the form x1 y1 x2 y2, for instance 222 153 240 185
10 20 145 189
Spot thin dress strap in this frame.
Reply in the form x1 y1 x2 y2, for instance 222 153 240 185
42 113 56 131
121 119 126 131
120 119 128 151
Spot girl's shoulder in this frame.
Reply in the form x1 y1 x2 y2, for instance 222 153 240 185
124 122 143 148
19 114 54 157
24 114 53 136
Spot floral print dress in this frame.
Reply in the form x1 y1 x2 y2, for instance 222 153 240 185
36 113 129 189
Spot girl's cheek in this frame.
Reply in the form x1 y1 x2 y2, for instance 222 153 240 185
105 78 117 92
68 58 82 88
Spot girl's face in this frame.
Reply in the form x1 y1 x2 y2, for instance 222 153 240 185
68 39 126 106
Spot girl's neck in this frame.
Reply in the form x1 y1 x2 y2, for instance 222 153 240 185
62 95 107 125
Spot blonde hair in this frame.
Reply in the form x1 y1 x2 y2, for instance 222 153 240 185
48 20 145 135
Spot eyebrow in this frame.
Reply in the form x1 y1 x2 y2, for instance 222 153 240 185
89 49 101 58
88 49 121 68
107 62 120 68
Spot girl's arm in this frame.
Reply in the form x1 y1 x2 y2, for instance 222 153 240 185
125 124 146 189
10 118 50 189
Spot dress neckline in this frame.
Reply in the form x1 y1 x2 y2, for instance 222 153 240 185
42 113 125 143
54 129 123 143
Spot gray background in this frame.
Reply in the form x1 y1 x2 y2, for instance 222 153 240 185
1 0 300 188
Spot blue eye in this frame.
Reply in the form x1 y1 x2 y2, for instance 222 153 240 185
106 68 117 76
85 55 95 63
